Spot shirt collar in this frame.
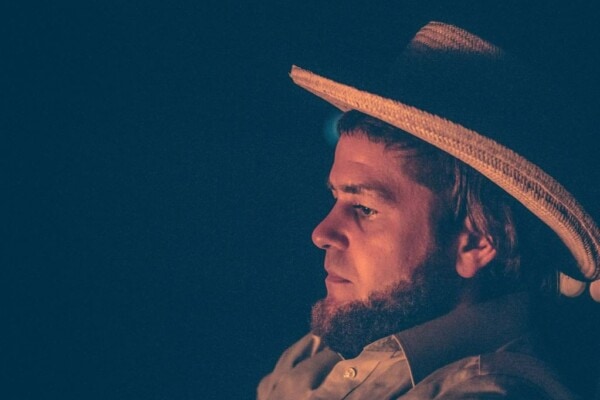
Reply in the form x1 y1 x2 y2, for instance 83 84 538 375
393 291 532 385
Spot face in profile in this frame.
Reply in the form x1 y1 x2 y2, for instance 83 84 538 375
310 133 463 357
312 133 444 304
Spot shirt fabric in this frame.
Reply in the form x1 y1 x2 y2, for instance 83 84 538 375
257 292 578 399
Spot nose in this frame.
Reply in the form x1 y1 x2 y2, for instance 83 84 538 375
311 207 348 250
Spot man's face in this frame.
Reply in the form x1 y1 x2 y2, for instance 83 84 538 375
312 133 448 306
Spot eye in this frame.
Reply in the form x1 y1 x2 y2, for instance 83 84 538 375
352 204 377 217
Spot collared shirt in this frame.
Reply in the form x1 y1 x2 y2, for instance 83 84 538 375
257 293 578 399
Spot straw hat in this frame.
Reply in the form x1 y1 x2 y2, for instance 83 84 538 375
290 21 600 298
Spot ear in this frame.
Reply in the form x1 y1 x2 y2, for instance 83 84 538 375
455 218 497 278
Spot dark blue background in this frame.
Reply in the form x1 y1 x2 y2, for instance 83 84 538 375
5 1 599 399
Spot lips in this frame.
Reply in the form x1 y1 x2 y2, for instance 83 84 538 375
324 271 352 302
325 271 350 283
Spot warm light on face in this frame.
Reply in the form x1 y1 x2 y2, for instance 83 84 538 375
312 134 441 304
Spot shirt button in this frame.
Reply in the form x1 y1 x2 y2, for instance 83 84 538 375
343 367 357 379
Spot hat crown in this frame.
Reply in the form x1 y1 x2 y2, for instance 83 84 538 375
409 21 503 57
378 22 554 168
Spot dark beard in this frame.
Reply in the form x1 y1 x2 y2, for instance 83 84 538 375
310 249 462 359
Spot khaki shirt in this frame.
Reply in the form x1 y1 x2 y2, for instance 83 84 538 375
258 293 577 399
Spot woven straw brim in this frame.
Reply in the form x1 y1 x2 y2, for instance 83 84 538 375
291 65 600 281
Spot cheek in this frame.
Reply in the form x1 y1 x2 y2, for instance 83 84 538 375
362 228 431 283
354 241 413 293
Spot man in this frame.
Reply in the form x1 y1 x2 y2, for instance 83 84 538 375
258 21 600 399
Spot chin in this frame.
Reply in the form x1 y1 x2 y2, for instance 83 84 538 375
311 258 462 358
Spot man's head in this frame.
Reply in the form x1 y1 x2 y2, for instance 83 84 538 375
310 110 556 357
292 21 600 292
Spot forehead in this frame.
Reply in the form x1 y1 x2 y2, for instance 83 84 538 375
331 135 405 179
329 134 419 196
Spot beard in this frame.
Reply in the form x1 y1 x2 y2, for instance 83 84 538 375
310 245 463 359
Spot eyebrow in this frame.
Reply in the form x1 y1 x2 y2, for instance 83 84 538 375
326 180 396 203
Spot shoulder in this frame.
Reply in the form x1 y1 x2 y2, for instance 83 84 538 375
403 351 579 400
257 334 339 400
258 333 318 387
269 333 324 370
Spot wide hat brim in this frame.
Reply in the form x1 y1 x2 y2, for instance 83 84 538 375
290 22 600 287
